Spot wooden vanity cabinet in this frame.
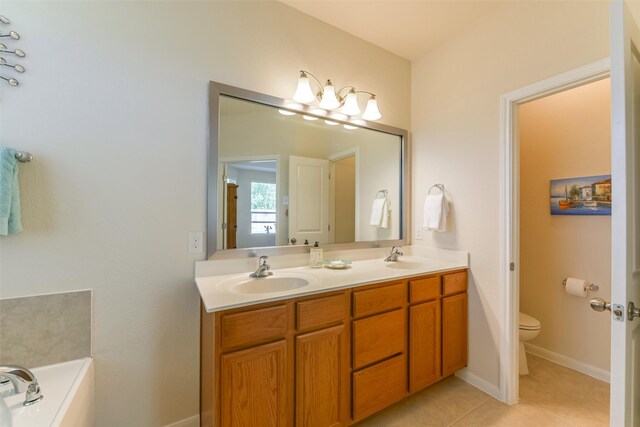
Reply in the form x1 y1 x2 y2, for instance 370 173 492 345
200 269 468 427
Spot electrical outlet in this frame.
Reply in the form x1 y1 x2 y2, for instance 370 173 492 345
415 226 423 240
189 231 204 254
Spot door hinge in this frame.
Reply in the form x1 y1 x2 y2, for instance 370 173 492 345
222 223 227 230
509 262 515 272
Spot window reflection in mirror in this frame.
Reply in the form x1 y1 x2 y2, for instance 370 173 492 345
217 95 402 250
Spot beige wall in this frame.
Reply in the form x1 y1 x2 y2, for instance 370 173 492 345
333 156 356 243
0 2 410 425
411 0 610 389
519 78 611 372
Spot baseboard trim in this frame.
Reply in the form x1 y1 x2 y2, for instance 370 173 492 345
525 343 610 383
455 368 501 400
164 414 199 427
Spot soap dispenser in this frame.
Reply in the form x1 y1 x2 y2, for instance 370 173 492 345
310 241 323 268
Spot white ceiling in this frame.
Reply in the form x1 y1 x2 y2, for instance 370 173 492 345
280 0 504 60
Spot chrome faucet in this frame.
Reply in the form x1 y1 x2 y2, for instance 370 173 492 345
0 365 44 406
250 255 273 278
384 246 403 262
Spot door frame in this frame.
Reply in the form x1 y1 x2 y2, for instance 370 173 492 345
328 147 360 242
218 154 281 249
498 58 610 404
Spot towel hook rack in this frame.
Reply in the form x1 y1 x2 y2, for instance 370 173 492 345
428 183 445 195
376 189 388 198
15 151 32 162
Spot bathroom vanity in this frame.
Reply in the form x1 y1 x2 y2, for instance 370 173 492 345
197 258 468 426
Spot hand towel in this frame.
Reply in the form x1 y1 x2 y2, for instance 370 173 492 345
0 146 23 236
370 197 390 228
423 193 449 232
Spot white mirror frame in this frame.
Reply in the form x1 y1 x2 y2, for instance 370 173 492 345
208 81 410 259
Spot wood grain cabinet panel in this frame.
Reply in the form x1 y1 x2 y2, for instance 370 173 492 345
352 354 407 422
409 300 441 393
220 305 287 350
442 271 467 296
220 340 287 427
296 325 347 427
353 309 405 369
442 292 468 376
409 276 440 303
352 283 405 318
297 294 346 332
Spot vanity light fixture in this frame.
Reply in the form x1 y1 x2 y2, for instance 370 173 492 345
324 120 339 126
302 115 318 121
278 109 296 116
293 70 382 121
343 124 358 130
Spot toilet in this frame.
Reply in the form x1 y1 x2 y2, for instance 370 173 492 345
519 312 541 375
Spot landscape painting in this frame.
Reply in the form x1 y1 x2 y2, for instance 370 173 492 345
550 175 612 215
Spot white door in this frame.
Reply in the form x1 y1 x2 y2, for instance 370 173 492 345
288 155 329 245
610 2 640 425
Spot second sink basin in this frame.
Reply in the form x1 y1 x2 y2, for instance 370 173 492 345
221 272 318 295
385 260 430 270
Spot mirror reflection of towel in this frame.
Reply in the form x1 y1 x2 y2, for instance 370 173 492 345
370 197 390 228
423 194 449 232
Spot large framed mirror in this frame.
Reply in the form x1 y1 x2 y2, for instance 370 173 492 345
208 81 409 259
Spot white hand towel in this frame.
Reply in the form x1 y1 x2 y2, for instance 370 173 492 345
423 194 449 232
370 197 389 228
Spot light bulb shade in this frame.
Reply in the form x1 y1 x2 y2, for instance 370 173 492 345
341 90 361 116
319 81 341 110
362 97 382 121
293 74 316 103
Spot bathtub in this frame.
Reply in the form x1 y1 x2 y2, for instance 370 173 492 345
1 358 94 427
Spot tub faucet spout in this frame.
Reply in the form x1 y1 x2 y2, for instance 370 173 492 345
0 365 44 406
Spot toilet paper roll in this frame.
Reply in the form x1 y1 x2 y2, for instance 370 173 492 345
565 277 588 298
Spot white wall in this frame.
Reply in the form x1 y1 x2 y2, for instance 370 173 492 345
519 78 611 373
0 1 410 425
411 0 610 391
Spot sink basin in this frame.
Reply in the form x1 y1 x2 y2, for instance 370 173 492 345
385 261 429 270
220 272 318 295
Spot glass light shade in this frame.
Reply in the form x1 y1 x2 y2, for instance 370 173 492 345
324 120 339 126
319 81 341 110
343 124 358 130
341 90 361 116
362 97 382 121
302 115 318 121
293 75 316 103
278 109 296 116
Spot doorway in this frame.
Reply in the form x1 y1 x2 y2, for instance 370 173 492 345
516 78 611 424
499 59 611 405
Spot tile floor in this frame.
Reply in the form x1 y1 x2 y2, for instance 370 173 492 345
361 354 609 426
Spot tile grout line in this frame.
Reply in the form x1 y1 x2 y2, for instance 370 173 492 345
446 395 492 426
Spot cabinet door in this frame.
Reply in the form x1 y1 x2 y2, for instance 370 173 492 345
442 293 468 377
221 340 287 427
409 300 441 392
296 325 346 427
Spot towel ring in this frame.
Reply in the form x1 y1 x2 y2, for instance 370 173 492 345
428 184 445 195
376 189 388 198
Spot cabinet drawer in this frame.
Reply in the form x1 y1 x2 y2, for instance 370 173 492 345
352 354 407 422
353 309 405 369
409 276 440 303
352 283 405 318
297 293 346 332
442 271 467 296
221 305 287 350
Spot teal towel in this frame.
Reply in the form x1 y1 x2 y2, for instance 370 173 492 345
0 146 23 235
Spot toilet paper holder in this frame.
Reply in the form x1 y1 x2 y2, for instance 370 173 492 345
562 278 599 292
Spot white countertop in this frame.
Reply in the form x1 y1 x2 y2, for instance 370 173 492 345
195 246 469 313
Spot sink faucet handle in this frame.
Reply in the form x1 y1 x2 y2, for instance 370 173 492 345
259 255 269 266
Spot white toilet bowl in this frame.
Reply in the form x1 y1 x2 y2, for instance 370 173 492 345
519 312 541 375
